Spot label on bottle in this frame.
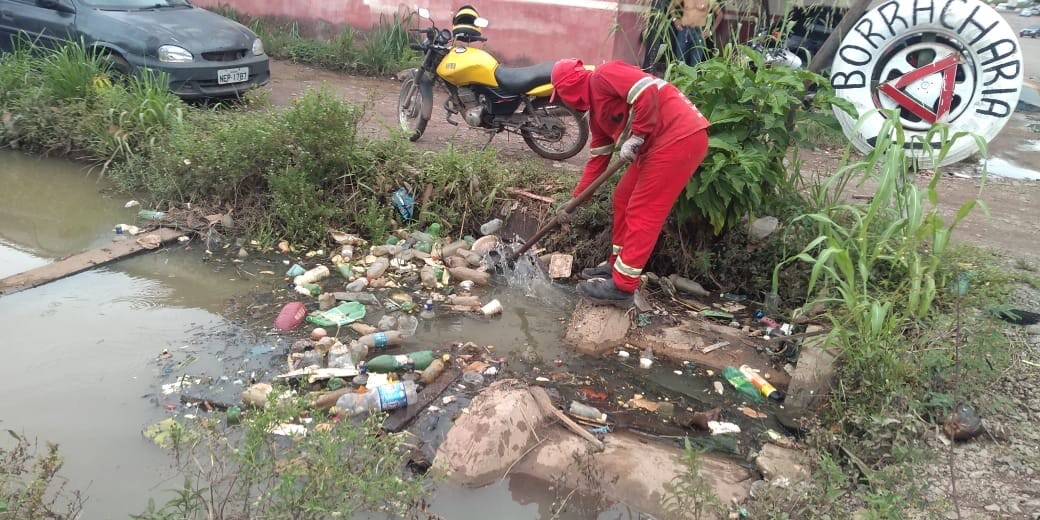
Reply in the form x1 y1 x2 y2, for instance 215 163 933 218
376 383 408 410
373 332 388 348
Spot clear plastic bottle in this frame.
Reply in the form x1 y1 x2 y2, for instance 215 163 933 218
370 245 402 257
419 299 435 320
569 401 607 422
333 381 417 416
397 314 419 338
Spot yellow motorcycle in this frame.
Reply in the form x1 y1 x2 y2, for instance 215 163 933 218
398 8 588 160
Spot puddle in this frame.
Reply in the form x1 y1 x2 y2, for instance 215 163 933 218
0 150 586 517
980 156 1040 180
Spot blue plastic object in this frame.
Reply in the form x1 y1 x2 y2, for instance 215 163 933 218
391 188 414 220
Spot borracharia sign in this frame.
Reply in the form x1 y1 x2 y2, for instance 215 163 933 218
831 0 1024 166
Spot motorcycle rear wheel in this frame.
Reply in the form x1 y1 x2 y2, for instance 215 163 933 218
398 76 428 142
521 104 588 161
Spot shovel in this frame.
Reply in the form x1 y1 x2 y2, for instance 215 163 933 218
507 159 629 262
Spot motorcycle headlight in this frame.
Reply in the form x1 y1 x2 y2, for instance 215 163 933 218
252 38 265 56
158 45 193 63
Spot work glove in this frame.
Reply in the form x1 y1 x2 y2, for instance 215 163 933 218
555 203 575 225
619 135 645 162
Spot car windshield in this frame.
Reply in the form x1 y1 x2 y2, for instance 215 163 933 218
80 0 191 8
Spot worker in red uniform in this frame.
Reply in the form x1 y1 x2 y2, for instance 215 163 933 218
550 58 710 307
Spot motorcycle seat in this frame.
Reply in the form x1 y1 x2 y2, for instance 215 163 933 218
494 62 554 95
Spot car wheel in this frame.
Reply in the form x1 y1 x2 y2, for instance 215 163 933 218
830 0 1024 167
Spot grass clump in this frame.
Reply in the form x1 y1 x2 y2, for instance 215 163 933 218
133 395 434 519
0 431 85 519
216 5 419 76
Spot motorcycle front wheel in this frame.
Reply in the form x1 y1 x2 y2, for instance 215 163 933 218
398 76 429 142
521 104 589 161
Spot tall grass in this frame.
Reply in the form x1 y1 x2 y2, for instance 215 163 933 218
213 5 419 75
38 39 110 100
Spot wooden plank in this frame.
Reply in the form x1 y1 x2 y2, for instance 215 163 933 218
0 227 186 297
382 368 461 433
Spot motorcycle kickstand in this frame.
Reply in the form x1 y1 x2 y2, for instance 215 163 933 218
480 130 496 150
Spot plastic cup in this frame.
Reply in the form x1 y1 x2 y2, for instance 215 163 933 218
480 299 503 316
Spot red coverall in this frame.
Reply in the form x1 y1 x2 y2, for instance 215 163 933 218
572 61 710 292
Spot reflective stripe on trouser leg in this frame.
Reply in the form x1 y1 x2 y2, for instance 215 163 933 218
611 130 709 292
610 161 641 268
613 256 643 282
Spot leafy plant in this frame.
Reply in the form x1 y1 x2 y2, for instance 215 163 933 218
0 431 85 519
662 439 719 519
132 396 433 519
669 44 855 234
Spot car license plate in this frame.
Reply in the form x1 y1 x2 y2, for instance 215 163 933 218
217 67 249 85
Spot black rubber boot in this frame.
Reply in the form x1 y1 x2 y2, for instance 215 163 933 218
577 279 634 308
579 264 612 280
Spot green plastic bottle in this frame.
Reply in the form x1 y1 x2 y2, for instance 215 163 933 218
427 222 442 239
364 350 436 373
723 366 764 403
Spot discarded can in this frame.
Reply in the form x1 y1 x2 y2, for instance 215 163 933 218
639 347 653 369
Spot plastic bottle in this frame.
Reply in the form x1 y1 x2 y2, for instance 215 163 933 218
480 218 503 236
420 265 437 289
334 291 378 305
667 274 709 297
366 259 388 280
427 222 442 239
334 381 418 416
336 263 353 280
739 365 785 401
138 209 166 220
448 267 490 286
409 230 434 243
419 357 446 384
568 401 607 422
274 301 308 331
345 277 369 292
441 239 469 258
639 347 654 369
286 264 307 277
365 350 436 372
293 265 330 286
722 366 764 402
358 330 405 349
370 245 402 257
397 314 418 338
419 299 435 320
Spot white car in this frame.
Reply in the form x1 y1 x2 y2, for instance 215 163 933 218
1020 7 1040 15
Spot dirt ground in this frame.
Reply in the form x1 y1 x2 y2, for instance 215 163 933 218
266 58 1040 264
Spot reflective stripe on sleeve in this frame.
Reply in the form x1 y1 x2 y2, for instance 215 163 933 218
591 144 615 156
611 244 622 255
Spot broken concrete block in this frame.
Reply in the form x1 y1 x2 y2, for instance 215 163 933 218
432 380 550 486
547 253 573 278
517 431 753 518
755 444 810 484
564 299 629 355
784 325 841 413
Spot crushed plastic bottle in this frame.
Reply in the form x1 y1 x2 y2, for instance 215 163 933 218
479 218 503 236
274 302 308 331
569 401 607 422
723 366 764 403
334 381 417 416
358 331 404 349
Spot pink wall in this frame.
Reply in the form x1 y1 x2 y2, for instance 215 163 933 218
195 0 646 67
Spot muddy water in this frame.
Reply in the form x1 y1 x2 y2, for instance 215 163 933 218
0 151 614 518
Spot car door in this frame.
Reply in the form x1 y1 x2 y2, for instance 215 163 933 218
0 0 77 52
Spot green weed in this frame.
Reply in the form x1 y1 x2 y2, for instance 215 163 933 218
132 396 433 519
0 431 85 519
662 440 720 519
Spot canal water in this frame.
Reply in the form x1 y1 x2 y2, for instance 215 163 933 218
0 151 644 518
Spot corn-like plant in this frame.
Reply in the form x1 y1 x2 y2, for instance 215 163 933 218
776 111 987 396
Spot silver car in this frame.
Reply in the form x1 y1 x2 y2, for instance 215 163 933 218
0 0 270 99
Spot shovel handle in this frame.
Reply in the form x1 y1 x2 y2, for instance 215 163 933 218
508 160 629 261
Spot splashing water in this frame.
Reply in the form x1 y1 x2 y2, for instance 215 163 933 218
486 244 573 308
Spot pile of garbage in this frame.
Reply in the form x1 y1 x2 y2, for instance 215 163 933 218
235 222 513 431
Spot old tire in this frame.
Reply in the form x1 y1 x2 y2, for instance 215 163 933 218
522 103 589 161
398 76 429 142
830 0 1024 167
